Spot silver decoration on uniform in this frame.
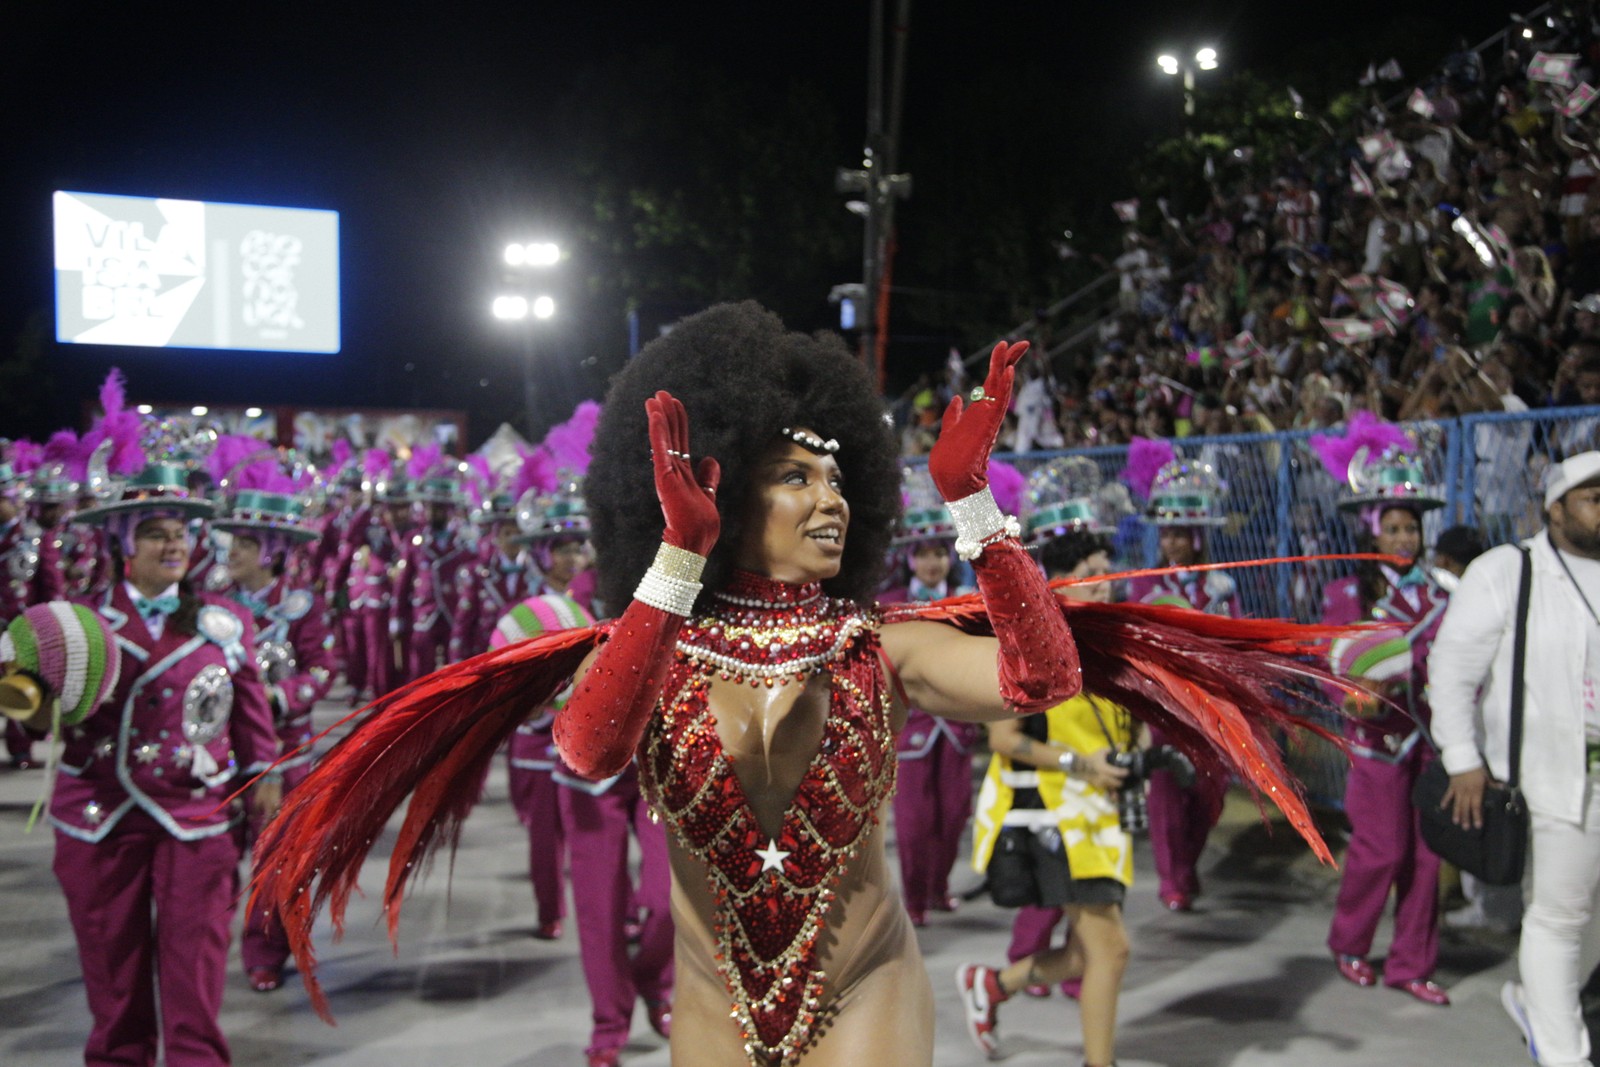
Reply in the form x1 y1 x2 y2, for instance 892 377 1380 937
182 664 234 745
255 640 298 684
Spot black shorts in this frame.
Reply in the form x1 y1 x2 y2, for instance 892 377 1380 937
1023 826 1127 908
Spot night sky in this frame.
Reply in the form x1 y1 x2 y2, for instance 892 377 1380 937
2 1 1526 444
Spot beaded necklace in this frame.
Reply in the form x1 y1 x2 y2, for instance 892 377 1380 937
640 571 897 1065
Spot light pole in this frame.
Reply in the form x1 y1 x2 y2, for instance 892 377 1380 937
494 242 560 437
1156 46 1219 132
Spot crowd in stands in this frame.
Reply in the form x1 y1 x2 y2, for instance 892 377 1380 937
898 4 1600 462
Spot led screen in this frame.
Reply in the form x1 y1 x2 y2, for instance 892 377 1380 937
53 191 340 353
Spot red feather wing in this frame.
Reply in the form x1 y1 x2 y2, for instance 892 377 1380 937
897 586 1356 866
249 625 601 1022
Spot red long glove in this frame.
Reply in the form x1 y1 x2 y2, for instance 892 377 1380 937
930 341 1081 713
554 392 721 779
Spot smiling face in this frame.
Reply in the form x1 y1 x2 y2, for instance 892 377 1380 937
733 434 849 585
1374 506 1422 565
127 516 192 594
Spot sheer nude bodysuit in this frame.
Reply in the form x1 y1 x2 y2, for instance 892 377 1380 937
637 578 932 1066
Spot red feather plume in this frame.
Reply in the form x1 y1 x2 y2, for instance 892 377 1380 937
248 625 601 1022
890 585 1358 866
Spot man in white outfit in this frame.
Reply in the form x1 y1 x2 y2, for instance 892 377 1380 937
1431 451 1600 1067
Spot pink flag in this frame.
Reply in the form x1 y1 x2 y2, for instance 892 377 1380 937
1560 82 1599 118
1529 52 1580 87
1375 278 1415 327
1222 330 1267 363
1349 159 1375 198
1320 317 1396 345
1407 88 1435 119
1358 131 1396 162
1112 198 1140 223
1376 59 1404 82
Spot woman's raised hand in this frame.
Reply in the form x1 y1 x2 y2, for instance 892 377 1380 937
927 340 1029 500
645 391 721 556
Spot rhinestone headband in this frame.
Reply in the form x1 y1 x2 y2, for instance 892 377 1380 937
779 427 840 455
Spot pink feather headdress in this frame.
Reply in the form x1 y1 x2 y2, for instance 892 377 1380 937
406 444 444 482
81 369 147 476
8 440 43 475
1122 436 1176 503
1309 411 1413 485
540 400 601 477
206 434 275 489
362 449 393 480
988 460 1026 518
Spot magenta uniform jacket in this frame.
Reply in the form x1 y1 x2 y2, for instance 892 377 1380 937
1126 568 1240 617
0 517 65 621
51 585 279 843
1320 572 1448 756
54 523 113 599
397 526 474 633
449 550 537 662
227 580 336 779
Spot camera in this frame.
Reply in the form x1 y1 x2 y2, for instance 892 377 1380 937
1106 745 1197 834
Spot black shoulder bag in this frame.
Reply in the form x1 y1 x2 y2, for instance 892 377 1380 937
1411 546 1530 887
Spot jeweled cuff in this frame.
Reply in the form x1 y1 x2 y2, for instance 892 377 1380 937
947 486 1022 561
633 542 706 616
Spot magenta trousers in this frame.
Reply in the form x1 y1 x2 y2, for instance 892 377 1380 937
892 738 975 913
508 738 566 927
242 762 311 973
54 811 242 1067
558 775 674 1055
1327 745 1440 983
1146 725 1228 901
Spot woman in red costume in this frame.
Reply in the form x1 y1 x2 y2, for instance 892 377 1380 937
254 302 1355 1067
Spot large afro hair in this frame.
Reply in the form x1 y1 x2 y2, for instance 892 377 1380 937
587 301 902 613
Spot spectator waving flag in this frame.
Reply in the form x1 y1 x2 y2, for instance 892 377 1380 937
1375 278 1415 327
1223 330 1267 364
1358 131 1396 163
1112 198 1140 223
1320 317 1395 345
1349 160 1376 198
1560 82 1599 118
1529 52 1580 87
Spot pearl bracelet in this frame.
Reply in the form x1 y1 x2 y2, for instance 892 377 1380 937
633 542 707 617
947 485 1023 561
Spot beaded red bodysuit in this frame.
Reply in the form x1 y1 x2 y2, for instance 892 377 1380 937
637 572 897 1065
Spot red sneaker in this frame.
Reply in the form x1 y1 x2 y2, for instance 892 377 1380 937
585 1049 620 1067
955 963 1008 1057
533 920 563 940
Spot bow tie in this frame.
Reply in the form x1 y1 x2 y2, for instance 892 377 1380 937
134 594 180 620
233 590 269 616
1389 566 1428 589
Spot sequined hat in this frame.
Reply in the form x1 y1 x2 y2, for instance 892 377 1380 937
1023 456 1119 542
516 475 590 542
893 466 955 546
1338 446 1444 514
1145 459 1228 527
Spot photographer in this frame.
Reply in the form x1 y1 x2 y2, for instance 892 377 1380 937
955 530 1135 1067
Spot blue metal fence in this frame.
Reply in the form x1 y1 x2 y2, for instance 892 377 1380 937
911 404 1600 807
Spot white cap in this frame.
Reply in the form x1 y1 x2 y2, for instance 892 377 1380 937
1546 451 1600 508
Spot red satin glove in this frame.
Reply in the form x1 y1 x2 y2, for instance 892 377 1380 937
974 540 1082 714
927 340 1028 501
555 391 719 779
647 391 721 555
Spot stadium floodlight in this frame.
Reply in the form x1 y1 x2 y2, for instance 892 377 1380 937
1157 54 1180 76
492 295 530 320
